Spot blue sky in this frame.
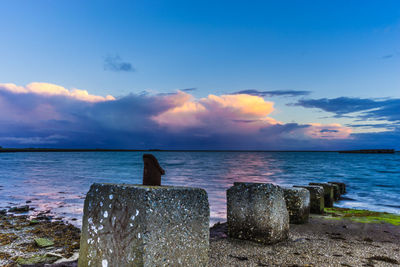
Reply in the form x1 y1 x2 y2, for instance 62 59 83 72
0 1 399 149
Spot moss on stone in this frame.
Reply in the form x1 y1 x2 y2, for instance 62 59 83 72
324 207 400 225
15 254 59 265
34 237 54 247
29 220 80 257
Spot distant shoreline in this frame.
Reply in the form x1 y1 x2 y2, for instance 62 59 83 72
0 148 341 153
0 148 398 153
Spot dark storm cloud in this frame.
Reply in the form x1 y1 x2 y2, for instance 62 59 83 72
104 55 135 72
294 97 400 123
0 83 399 150
232 89 311 97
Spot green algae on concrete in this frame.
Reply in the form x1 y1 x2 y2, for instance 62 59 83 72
324 207 400 225
16 254 59 265
34 237 54 247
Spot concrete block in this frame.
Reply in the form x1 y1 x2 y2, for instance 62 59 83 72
78 183 209 266
227 182 289 244
282 187 310 224
309 183 334 208
293 185 324 214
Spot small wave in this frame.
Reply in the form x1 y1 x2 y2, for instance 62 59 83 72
376 170 399 174
339 196 355 201
374 184 393 188
377 204 400 209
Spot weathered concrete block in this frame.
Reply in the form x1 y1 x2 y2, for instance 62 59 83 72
78 183 209 267
293 185 324 214
282 187 310 224
328 183 341 201
309 183 334 208
328 182 346 194
227 182 289 244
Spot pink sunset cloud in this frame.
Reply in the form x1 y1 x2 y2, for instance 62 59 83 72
153 92 278 133
0 82 115 103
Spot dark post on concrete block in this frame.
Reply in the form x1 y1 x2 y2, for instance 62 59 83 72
328 183 341 201
143 154 165 186
227 182 289 244
309 183 334 208
328 182 346 195
78 183 209 266
294 185 324 214
282 187 310 224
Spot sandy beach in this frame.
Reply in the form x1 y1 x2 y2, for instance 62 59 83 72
1 208 400 266
210 216 400 266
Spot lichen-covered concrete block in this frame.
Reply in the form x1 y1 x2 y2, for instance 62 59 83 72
78 183 209 267
227 182 289 244
282 187 310 224
328 183 341 201
309 183 334 208
328 182 346 194
293 185 324 214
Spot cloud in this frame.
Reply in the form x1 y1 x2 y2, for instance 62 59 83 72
232 89 311 97
180 88 197 92
104 55 135 72
382 54 394 59
294 97 400 123
346 123 400 129
0 135 67 145
152 92 277 133
0 82 115 103
8 81 400 150
304 123 352 139
293 97 381 115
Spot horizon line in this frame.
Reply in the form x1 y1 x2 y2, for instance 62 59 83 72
0 148 398 153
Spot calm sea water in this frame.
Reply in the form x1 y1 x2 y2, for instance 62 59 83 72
0 152 399 226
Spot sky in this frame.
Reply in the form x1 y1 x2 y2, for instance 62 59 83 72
0 0 399 150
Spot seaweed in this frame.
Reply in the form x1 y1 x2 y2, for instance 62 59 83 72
28 220 80 257
323 207 400 226
0 252 11 260
0 233 18 246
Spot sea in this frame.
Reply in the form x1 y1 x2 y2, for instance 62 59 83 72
0 151 399 226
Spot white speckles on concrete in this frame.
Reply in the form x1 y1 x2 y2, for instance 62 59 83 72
79 183 210 266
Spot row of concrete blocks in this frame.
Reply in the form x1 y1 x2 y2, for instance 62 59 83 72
227 181 346 245
78 182 345 266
